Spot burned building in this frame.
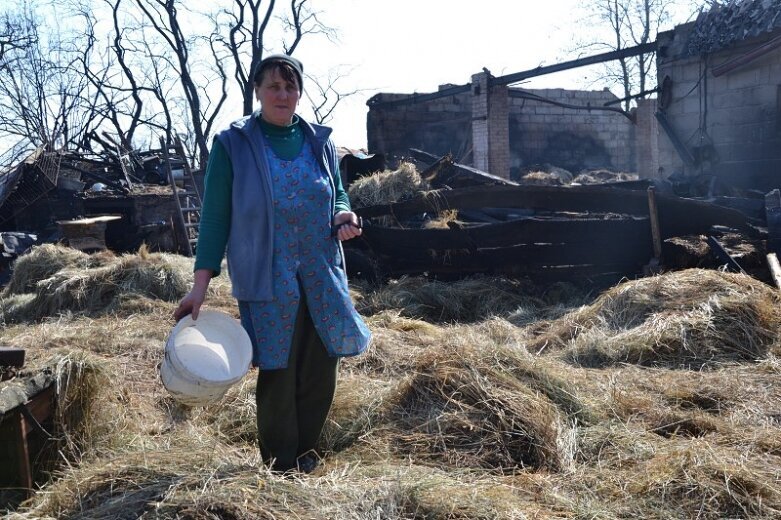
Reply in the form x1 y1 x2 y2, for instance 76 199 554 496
654 0 781 190
367 83 636 180
0 146 196 255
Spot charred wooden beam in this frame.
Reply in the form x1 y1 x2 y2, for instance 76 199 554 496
0 347 25 368
361 216 651 251
372 234 652 270
409 148 440 166
494 41 658 86
707 235 746 274
417 153 517 189
355 185 756 238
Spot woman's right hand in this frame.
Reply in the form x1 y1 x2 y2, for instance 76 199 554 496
173 270 213 321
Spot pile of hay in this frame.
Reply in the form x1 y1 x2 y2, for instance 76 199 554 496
572 169 638 184
370 345 580 472
354 275 545 323
2 244 101 295
531 269 781 368
3 246 781 519
519 171 565 186
1 245 192 322
347 161 428 210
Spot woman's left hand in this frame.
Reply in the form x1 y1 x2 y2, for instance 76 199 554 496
333 211 362 241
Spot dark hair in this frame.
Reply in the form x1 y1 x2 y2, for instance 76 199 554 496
253 61 300 91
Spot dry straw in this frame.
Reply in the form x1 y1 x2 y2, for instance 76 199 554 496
374 344 578 473
347 162 430 227
354 275 545 323
3 242 781 519
0 245 200 323
530 269 781 368
347 161 428 209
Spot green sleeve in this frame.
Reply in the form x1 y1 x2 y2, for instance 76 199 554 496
194 139 232 276
332 153 351 214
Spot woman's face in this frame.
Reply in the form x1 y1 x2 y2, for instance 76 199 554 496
255 68 300 126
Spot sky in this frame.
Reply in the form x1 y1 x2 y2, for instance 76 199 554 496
0 0 701 159
282 0 699 148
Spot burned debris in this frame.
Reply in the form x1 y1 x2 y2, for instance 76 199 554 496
0 142 200 256
344 153 769 286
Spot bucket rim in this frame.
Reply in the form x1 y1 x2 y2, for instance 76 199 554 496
166 310 251 385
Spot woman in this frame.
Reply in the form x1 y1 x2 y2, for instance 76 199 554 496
174 54 371 473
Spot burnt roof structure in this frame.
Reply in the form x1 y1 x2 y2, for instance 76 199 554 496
687 0 781 55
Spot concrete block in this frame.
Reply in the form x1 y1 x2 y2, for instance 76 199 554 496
727 69 761 90
681 96 702 115
681 63 703 82
712 91 745 109
672 80 700 99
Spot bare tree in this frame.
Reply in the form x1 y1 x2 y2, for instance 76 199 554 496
1 0 353 167
577 0 709 110
135 0 228 166
304 66 365 125
213 0 335 116
0 7 37 63
0 4 92 150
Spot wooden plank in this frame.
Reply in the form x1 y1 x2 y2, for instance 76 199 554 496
355 185 754 239
767 253 781 290
765 190 781 255
426 157 518 189
25 385 55 425
382 260 645 281
707 236 746 274
13 412 33 492
647 186 662 259
0 348 25 368
361 217 651 251
376 236 653 270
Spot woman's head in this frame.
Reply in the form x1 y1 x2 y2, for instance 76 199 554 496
254 54 304 126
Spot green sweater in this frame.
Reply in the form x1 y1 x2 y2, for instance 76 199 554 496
194 115 350 276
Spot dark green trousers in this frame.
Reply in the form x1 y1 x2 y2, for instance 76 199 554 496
256 289 339 470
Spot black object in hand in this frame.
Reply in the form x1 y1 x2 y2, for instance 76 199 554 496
331 216 363 237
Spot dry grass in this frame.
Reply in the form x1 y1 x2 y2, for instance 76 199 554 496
519 171 565 186
2 244 101 296
354 275 547 323
530 269 781 368
362 344 580 473
347 161 428 209
347 162 429 227
572 169 638 184
2 247 781 519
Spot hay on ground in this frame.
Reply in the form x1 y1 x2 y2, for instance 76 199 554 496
2 244 99 296
626 440 781 518
376 344 576 472
530 269 781 368
355 275 545 323
519 171 565 186
0 245 192 322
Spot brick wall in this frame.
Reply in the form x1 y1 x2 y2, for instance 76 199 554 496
367 83 637 178
636 99 660 179
472 72 510 178
656 24 781 190
366 89 472 161
508 88 634 176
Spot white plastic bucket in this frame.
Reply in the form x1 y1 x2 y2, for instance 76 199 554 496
161 310 252 406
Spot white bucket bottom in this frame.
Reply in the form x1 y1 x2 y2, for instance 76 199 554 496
161 310 252 407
